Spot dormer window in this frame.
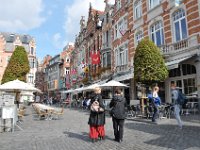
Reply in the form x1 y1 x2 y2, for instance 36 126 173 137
9 34 15 42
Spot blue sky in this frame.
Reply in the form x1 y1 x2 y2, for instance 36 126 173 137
0 0 114 60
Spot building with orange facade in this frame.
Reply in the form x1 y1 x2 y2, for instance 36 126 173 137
0 32 37 85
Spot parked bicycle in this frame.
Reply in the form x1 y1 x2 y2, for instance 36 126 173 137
126 104 141 118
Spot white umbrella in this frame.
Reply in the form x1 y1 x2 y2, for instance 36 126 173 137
84 83 100 91
75 87 86 93
62 89 76 93
0 79 41 93
99 80 128 87
0 79 41 108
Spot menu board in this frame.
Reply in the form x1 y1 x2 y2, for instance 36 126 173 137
2 106 15 119
3 94 15 106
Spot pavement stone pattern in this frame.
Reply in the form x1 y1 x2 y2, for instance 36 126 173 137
0 105 200 150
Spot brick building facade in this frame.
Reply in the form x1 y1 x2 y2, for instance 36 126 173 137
42 0 200 104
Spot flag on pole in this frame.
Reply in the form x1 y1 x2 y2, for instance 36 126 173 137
91 50 101 65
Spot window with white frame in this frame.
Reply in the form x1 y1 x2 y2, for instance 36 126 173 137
115 24 118 39
173 9 187 42
115 43 128 66
115 16 128 39
102 52 111 67
7 56 11 64
149 0 160 9
116 0 121 10
118 20 123 36
103 53 106 67
134 0 142 19
28 73 34 83
66 57 70 63
29 58 35 68
175 0 183 7
123 16 128 32
150 21 164 46
107 52 111 66
124 43 128 65
135 31 143 44
106 31 109 47
65 68 70 74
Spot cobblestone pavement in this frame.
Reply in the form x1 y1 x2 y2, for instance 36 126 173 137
0 106 200 150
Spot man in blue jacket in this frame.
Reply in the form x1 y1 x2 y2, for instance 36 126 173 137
171 82 183 129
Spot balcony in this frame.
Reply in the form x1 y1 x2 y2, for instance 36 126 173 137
116 65 129 73
159 35 199 56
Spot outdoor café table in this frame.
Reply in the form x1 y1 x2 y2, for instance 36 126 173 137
35 103 54 120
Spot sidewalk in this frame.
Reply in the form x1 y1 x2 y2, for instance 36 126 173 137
127 113 200 126
0 105 200 150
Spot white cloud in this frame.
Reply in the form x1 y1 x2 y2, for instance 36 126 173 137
0 0 45 32
52 33 68 50
63 0 114 41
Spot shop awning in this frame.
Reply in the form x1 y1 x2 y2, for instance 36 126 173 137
165 56 193 70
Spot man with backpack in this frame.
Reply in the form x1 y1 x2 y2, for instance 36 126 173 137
171 82 184 129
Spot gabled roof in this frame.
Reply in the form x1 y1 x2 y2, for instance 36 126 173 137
0 32 34 44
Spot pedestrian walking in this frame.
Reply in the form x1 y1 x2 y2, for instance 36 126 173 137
148 86 161 123
171 82 183 129
109 88 126 143
88 87 105 142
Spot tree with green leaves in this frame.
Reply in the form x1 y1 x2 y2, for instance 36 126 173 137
1 46 30 84
134 38 168 85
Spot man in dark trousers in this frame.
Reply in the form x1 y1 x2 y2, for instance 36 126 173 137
109 88 126 143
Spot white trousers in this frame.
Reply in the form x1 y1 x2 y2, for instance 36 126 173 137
174 104 183 128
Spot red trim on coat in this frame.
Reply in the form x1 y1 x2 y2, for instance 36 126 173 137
89 125 105 139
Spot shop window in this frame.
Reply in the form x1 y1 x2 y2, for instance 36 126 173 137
183 78 197 95
171 80 182 91
169 67 181 77
182 64 196 75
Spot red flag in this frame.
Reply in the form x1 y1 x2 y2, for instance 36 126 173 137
91 50 100 65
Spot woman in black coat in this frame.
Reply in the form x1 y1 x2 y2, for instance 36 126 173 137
88 87 105 142
110 88 126 143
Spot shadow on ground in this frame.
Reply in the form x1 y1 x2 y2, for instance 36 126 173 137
125 122 200 149
63 131 91 142
63 131 115 143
